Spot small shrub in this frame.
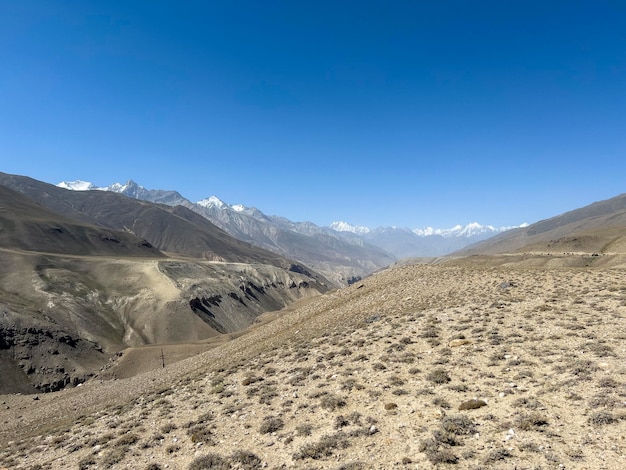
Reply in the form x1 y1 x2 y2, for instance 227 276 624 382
432 397 451 409
101 447 128 467
320 394 346 410
516 412 549 431
230 450 262 469
259 416 284 434
431 429 462 447
78 457 96 470
296 424 313 436
589 411 617 426
337 463 365 470
334 415 350 429
448 383 469 392
427 368 451 385
441 415 476 435
388 375 405 386
425 448 458 464
293 433 350 460
188 426 215 444
115 433 139 447
188 453 230 470
241 375 262 386
598 377 620 388
160 423 177 434
512 397 543 409
485 448 512 462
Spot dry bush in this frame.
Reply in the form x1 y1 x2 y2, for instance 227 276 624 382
259 416 284 434
441 415 476 436
515 412 549 431
188 453 230 470
293 432 350 460
427 368 451 384
230 450 262 469
187 425 215 444
320 394 347 410
588 411 617 426
296 423 313 436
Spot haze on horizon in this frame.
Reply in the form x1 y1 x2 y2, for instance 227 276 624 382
1 1 625 229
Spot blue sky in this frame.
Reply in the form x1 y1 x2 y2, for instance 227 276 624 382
1 1 625 228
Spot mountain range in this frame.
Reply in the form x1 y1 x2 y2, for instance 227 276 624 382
57 179 524 266
0 172 330 393
4 175 626 468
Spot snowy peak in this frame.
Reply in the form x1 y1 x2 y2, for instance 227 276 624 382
331 221 525 239
57 180 96 191
196 197 266 219
329 221 371 235
105 180 146 198
197 196 227 209
57 179 145 195
412 222 499 238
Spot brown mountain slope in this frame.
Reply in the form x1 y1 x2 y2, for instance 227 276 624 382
0 175 330 394
0 172 320 271
0 184 162 257
2 261 626 469
456 192 626 255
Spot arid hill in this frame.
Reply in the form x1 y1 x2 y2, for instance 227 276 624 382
2 257 626 469
457 192 626 256
0 172 309 266
0 177 330 394
3 183 626 468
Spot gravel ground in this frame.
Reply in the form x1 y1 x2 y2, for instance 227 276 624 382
3 260 626 469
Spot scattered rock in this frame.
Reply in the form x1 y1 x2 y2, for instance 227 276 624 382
458 399 487 410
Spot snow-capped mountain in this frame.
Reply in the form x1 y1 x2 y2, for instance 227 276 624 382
197 195 267 219
329 221 527 258
412 222 528 238
56 178 523 269
197 195 227 209
57 180 97 191
329 221 371 235
56 180 395 285
331 221 523 239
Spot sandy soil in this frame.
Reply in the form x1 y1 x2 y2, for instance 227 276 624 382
2 259 626 469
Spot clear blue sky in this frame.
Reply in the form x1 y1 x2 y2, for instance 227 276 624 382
1 1 625 228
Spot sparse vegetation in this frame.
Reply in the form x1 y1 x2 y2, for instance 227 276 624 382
5 263 626 469
259 416 284 434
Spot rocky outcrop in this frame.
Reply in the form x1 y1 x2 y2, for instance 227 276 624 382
0 324 104 393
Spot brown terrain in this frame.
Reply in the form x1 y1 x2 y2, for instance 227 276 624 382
2 254 626 469
2 184 626 469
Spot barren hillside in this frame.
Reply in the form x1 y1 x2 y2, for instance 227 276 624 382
2 258 626 469
0 179 330 394
457 192 626 256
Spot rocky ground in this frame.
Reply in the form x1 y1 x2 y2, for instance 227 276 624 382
2 259 626 469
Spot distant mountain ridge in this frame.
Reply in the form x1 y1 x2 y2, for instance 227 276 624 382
0 172 332 393
57 179 395 284
456 192 626 256
57 179 526 262
330 220 525 238
329 221 527 258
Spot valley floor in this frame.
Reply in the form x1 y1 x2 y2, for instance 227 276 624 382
2 261 626 469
